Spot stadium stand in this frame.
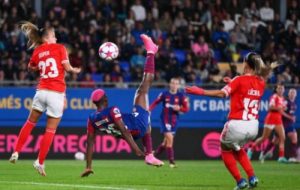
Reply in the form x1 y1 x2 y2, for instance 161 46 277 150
0 0 299 87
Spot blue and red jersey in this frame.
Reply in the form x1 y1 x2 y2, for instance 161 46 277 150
149 91 189 129
87 105 149 139
283 99 297 127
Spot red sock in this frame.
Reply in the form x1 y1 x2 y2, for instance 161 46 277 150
38 128 56 165
142 133 153 155
15 120 36 152
144 54 155 74
155 144 166 156
235 149 255 178
263 141 275 154
166 147 175 163
279 147 285 157
290 143 297 158
221 150 242 182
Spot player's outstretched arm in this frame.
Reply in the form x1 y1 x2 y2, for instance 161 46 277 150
81 132 95 177
223 77 232 83
149 94 163 111
115 119 144 157
185 86 226 98
27 63 39 71
63 61 81 74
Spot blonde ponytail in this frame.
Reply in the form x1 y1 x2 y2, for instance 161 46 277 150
257 60 281 79
20 21 43 49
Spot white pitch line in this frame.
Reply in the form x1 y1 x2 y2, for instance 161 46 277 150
0 181 145 190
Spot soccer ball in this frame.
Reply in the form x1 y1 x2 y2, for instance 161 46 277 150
74 151 85 161
98 42 119 61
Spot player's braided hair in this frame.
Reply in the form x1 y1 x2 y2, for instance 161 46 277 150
19 21 52 49
244 52 280 79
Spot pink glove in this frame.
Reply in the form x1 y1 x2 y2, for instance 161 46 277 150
185 86 205 95
223 77 232 83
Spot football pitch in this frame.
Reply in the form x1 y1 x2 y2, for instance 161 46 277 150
0 160 299 190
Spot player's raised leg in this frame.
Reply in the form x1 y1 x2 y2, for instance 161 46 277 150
133 34 158 109
134 34 163 166
9 109 41 163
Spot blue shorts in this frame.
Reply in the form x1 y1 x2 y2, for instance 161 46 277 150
160 121 177 134
123 105 150 140
285 125 296 134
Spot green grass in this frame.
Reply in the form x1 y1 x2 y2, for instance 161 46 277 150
0 160 300 190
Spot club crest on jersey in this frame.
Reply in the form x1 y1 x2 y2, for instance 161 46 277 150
175 98 179 103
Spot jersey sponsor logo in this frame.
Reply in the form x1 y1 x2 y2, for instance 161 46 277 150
165 103 173 108
99 124 122 137
95 118 109 126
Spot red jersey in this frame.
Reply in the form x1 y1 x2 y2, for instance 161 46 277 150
221 75 265 120
29 43 69 93
264 94 285 125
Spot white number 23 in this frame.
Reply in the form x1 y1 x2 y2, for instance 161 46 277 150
38 58 59 78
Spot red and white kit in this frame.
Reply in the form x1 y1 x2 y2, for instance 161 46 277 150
220 75 265 150
29 43 68 118
264 94 285 129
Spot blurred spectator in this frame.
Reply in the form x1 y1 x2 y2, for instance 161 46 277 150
130 47 146 68
125 10 135 31
158 11 173 33
110 64 123 82
272 13 285 32
151 1 159 20
287 0 300 19
247 26 262 51
80 73 95 88
281 67 292 84
231 25 248 49
226 0 242 19
211 0 227 21
191 35 209 58
222 13 235 32
243 1 260 20
130 0 146 21
195 0 211 24
259 0 274 22
173 11 188 31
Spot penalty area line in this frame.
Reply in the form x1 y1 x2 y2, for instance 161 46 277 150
0 180 145 190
